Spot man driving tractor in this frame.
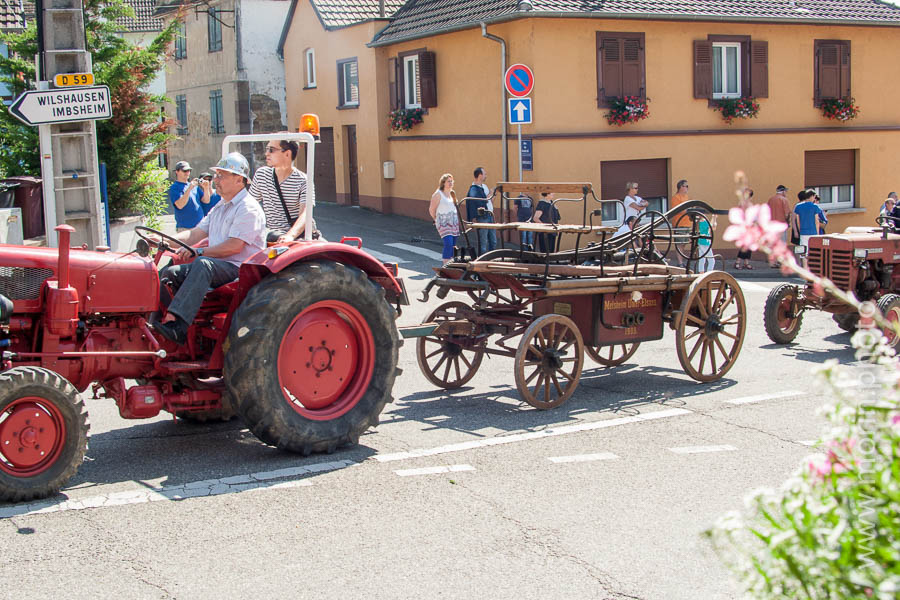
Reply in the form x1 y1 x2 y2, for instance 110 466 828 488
151 152 266 344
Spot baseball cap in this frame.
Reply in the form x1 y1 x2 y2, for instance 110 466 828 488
200 171 214 180
776 184 788 192
174 160 192 172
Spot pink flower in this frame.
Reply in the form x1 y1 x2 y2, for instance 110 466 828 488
722 204 787 252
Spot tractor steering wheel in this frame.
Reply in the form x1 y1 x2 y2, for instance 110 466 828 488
876 215 899 230
134 226 197 258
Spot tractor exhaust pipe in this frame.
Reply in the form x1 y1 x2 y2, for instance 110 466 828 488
55 224 76 288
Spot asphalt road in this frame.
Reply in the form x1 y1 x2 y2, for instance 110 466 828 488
0 205 852 599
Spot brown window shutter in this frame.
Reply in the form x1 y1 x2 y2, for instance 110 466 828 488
750 40 768 98
389 57 400 110
337 63 345 105
815 41 841 103
598 34 623 107
419 51 437 108
622 35 645 99
840 42 851 98
805 150 855 187
600 158 668 201
693 40 713 99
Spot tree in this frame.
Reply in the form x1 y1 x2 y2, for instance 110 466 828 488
0 0 179 220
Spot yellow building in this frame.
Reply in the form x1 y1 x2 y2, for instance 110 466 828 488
279 0 900 248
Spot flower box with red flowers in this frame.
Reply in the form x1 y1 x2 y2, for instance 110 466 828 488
389 107 425 132
712 97 760 124
820 97 859 122
604 96 650 126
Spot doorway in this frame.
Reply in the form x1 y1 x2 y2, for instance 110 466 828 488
343 124 359 206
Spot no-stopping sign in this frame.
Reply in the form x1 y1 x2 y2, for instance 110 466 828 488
504 64 534 97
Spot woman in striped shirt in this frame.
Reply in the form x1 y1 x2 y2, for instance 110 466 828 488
248 138 309 242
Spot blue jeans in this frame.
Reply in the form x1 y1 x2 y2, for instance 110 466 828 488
160 257 240 325
476 213 497 255
520 230 534 247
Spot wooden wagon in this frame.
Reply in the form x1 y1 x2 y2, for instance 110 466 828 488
411 182 746 409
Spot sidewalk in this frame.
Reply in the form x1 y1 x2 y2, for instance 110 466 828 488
313 202 791 280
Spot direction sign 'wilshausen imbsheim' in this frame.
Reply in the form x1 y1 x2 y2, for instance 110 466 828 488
9 85 112 126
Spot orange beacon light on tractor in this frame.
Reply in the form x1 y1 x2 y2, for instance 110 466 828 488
299 114 320 136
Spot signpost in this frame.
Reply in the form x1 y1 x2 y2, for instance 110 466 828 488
521 139 533 171
504 64 534 181
9 85 111 126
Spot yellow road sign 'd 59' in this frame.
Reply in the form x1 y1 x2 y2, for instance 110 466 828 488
54 73 94 87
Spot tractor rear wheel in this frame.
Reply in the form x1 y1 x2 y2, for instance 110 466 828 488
877 294 900 348
0 367 89 502
224 261 399 454
764 284 803 344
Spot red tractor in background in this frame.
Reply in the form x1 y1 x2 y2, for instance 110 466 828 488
764 217 900 345
0 120 407 502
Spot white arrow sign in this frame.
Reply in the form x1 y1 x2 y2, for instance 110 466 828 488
9 85 112 126
508 97 532 124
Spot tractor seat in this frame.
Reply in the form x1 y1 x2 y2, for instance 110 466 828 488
206 280 240 302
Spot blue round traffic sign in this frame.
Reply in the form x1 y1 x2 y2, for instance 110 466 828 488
504 64 534 98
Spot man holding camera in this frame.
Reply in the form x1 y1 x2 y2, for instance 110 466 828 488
168 160 205 231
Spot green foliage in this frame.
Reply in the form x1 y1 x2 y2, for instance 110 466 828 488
0 0 179 218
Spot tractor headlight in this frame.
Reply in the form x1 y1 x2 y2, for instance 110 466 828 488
0 295 12 324
854 248 868 259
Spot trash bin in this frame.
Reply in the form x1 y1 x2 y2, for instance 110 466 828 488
0 182 18 209
3 176 44 239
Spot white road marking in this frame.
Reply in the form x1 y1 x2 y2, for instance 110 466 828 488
669 445 737 454
738 281 773 293
725 390 805 405
394 464 475 477
0 459 355 519
796 440 818 446
364 249 409 264
374 408 692 463
548 453 619 463
386 242 444 261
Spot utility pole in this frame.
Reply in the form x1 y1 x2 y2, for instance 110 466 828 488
34 0 106 248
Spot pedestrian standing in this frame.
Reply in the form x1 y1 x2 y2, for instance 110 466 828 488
532 191 561 253
812 192 828 235
168 161 205 232
766 185 790 267
198 172 221 216
466 167 496 255
248 138 309 243
696 215 717 273
429 173 460 265
514 194 534 248
623 182 648 222
734 188 754 270
670 179 690 266
792 189 819 268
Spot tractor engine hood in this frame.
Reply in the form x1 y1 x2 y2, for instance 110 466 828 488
0 245 159 314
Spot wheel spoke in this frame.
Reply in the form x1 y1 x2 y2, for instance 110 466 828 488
527 343 543 360
708 340 718 374
452 355 462 381
720 315 744 326
442 356 452 382
525 365 542 385
551 372 564 396
544 377 551 403
607 346 615 360
683 327 703 342
714 336 731 364
719 329 739 341
719 290 737 314
558 339 574 355
432 353 448 373
694 293 709 320
459 352 473 369
557 368 575 382
687 314 706 327
688 333 705 361
531 372 545 399
698 339 709 374
425 346 445 359
712 282 726 313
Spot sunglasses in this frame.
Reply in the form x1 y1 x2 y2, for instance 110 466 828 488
265 146 285 153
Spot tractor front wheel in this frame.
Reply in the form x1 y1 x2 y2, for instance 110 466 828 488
764 284 803 344
224 261 399 454
0 367 89 502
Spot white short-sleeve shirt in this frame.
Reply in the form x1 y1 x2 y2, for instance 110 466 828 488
196 188 266 266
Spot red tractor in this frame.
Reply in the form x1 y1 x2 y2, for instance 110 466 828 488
0 123 407 502
764 218 900 344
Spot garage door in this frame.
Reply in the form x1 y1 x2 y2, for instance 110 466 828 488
600 158 668 224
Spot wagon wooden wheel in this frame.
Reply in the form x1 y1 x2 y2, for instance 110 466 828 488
514 314 584 409
675 271 746 382
585 342 640 367
416 301 485 389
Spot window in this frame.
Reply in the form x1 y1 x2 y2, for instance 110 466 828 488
599 159 668 226
389 51 437 111
208 7 222 52
0 43 11 101
337 58 359 108
805 149 855 210
596 32 645 108
174 21 187 59
209 89 225 134
304 48 316 88
814 40 850 106
175 94 188 135
694 37 768 100
403 55 420 108
712 43 740 98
